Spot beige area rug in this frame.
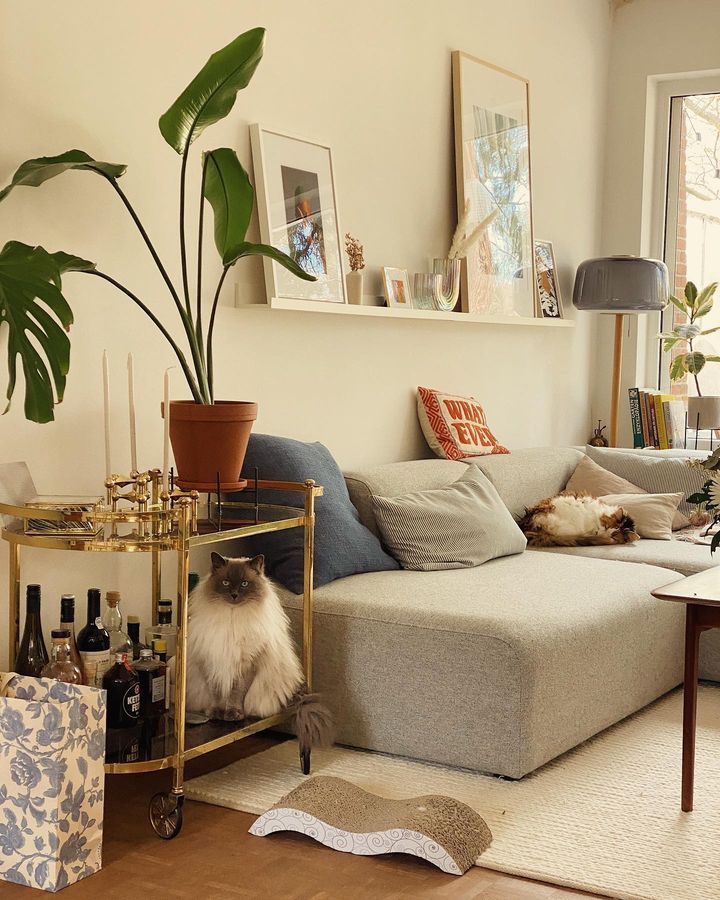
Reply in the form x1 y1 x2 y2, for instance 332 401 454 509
185 686 720 900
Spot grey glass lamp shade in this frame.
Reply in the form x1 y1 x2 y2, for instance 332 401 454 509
573 256 669 313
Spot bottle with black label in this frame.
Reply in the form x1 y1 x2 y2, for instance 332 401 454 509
77 588 111 688
134 649 166 718
15 584 49 676
145 599 177 659
103 653 141 728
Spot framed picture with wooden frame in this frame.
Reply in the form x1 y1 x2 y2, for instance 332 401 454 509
250 124 346 305
534 240 563 318
451 51 536 318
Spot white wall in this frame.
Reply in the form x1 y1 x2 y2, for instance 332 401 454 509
0 0 611 663
598 0 720 443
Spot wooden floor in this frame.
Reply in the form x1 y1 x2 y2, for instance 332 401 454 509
4 737 604 900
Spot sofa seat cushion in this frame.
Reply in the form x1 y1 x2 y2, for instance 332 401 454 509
534 540 716 577
280 552 684 778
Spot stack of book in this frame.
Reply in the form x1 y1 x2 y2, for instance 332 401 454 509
628 388 686 449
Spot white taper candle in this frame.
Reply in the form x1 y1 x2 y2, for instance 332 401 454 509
127 353 137 473
162 368 170 494
103 350 112 480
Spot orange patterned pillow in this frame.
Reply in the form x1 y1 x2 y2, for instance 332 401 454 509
417 386 509 460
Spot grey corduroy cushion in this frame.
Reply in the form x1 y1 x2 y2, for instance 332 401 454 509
371 465 527 570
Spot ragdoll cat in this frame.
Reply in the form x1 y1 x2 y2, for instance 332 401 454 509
518 492 639 548
184 552 333 753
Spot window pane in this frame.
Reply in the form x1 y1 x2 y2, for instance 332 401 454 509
664 93 720 400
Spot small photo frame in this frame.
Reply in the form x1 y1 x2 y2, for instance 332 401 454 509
250 124 346 304
534 240 563 318
382 267 413 309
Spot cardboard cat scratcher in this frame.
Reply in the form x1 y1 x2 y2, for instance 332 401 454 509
249 776 492 875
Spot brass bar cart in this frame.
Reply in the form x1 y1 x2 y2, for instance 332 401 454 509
1 473 322 839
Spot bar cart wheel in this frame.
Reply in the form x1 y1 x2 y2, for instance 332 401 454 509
149 792 184 839
300 748 311 775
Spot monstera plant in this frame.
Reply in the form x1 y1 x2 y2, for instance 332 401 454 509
0 28 313 487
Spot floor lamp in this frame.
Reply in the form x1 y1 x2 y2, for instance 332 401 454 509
573 256 669 448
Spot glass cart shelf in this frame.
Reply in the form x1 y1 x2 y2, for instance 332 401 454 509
1 476 322 839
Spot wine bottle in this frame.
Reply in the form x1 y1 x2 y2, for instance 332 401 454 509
15 584 49 676
77 588 111 688
126 616 148 661
60 594 85 683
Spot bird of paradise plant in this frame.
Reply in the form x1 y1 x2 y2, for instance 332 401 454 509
0 27 313 424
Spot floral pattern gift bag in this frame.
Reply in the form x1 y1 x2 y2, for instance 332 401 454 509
0 673 106 892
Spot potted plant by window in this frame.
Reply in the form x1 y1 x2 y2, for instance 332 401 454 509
0 28 313 488
664 280 720 431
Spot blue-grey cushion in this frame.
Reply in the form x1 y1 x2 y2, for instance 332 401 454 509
237 434 400 593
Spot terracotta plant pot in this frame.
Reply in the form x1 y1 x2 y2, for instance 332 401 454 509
165 400 258 491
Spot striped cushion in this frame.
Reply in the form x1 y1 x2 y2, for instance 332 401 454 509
371 465 527 571
583 446 708 516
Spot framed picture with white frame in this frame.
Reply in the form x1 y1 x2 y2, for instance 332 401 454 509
382 267 413 309
250 125 346 304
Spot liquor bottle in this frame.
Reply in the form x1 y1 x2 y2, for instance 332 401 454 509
15 584 49 676
134 649 166 718
77 588 111 688
40 630 83 684
103 591 133 659
152 639 167 663
59 594 85 683
145 599 177 659
103 653 141 728
126 616 148 661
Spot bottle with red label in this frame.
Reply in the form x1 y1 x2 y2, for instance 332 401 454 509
103 653 141 728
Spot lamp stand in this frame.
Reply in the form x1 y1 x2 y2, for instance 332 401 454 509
609 313 625 448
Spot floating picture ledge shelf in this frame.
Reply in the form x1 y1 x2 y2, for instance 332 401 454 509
238 295 575 328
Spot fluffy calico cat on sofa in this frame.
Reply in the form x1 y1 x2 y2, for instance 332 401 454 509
518 492 639 548
184 552 333 753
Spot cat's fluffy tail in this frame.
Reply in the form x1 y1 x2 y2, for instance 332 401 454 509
294 692 334 753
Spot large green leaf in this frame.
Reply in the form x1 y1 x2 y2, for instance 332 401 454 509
669 354 687 381
159 29 265 155
0 242 94 423
668 294 687 315
203 149 254 265
685 350 706 374
693 281 718 318
685 281 698 306
225 241 316 281
0 150 126 202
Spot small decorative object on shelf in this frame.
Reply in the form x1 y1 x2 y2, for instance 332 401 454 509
412 272 441 310
432 257 461 311
24 496 103 536
382 267 413 309
588 420 609 447
534 240 563 318
344 233 364 305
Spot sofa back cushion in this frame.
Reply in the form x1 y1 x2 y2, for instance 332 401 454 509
345 447 584 532
372 465 527 570
237 434 399 593
583 445 707 516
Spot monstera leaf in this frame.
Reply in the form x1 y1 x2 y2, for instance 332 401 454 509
0 150 127 202
0 242 95 423
159 28 265 155
203 149 254 264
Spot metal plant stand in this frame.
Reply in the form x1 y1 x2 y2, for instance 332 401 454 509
1 472 322 839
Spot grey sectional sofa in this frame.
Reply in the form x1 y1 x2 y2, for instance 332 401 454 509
281 447 719 778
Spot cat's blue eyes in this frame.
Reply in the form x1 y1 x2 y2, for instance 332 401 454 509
241 581 249 588
222 579 230 587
